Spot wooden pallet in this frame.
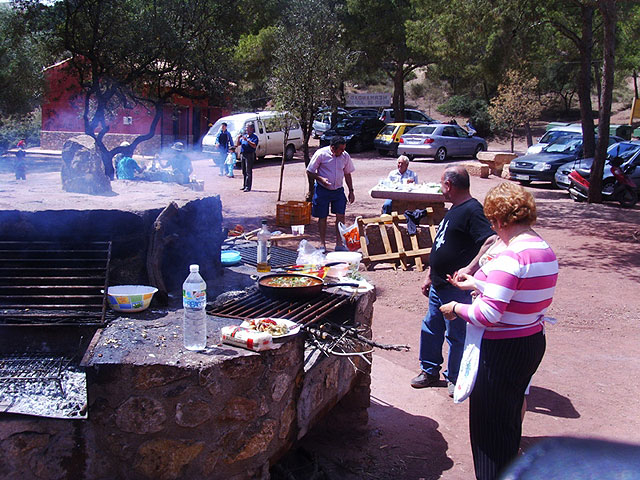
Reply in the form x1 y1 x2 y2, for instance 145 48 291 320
356 208 438 271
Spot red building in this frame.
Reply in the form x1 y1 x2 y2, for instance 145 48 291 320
41 59 229 154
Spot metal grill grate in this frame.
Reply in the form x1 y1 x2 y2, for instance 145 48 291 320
0 354 73 394
232 244 299 269
207 290 355 328
0 241 112 326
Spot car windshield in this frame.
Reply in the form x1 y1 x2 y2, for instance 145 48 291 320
544 136 582 153
334 119 364 130
407 126 436 135
607 142 640 160
539 130 579 144
207 118 246 138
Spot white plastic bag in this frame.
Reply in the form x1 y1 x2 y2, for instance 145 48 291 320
453 323 485 404
295 239 326 265
338 222 361 252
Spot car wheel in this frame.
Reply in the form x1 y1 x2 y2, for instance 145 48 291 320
602 177 616 196
377 149 387 157
518 180 531 186
285 144 295 161
392 144 399 157
351 139 363 153
435 147 447 162
258 156 266 162
473 144 484 159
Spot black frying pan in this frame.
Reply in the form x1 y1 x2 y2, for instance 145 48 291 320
257 273 359 300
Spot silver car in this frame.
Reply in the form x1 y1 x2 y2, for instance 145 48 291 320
312 108 348 138
397 124 487 161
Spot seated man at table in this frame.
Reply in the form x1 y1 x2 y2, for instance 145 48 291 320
381 155 418 214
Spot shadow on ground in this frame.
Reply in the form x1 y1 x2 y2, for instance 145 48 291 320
527 386 580 419
274 397 453 480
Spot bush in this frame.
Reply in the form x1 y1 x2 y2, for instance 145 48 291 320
437 95 475 117
0 109 41 153
437 96 491 137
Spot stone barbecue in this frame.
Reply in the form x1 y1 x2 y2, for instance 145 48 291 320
0 192 375 479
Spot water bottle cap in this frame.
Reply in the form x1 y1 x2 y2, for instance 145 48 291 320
261 219 267 225
189 264 199 272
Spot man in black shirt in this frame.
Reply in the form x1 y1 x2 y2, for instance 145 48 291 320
411 166 495 395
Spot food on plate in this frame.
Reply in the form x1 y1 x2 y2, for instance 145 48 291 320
245 318 291 336
260 275 322 288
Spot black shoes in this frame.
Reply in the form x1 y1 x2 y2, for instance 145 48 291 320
410 371 440 389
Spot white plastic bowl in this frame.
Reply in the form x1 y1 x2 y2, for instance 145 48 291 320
107 285 158 312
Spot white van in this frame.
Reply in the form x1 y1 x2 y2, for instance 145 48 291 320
201 111 303 161
527 124 585 154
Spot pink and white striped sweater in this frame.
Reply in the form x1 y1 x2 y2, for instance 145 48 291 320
457 234 558 340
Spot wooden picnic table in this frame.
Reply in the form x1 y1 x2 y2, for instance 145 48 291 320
369 187 448 223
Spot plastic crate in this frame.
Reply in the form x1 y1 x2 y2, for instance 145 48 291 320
276 201 311 226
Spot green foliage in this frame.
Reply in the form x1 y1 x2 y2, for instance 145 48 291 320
0 109 41 153
437 95 491 136
268 0 352 139
0 5 51 116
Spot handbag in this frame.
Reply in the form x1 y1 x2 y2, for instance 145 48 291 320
454 323 485 404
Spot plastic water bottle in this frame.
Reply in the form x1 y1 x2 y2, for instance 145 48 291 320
256 220 271 272
182 264 207 351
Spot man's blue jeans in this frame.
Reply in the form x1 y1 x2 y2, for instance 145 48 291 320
419 284 471 384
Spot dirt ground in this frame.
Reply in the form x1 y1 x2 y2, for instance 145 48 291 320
1 133 640 479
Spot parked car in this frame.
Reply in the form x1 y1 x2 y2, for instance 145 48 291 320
379 108 438 124
527 123 584 154
319 117 386 153
555 140 640 189
312 108 348 138
347 108 380 119
373 123 420 157
396 124 487 161
202 111 303 161
510 134 624 187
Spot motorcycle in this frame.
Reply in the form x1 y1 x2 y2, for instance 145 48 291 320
568 156 638 208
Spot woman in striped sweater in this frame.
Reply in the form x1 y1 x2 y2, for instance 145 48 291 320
440 182 558 480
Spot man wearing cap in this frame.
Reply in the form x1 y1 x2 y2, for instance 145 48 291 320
237 123 259 192
306 136 355 252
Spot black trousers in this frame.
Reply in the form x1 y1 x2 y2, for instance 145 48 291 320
469 332 546 480
241 151 255 190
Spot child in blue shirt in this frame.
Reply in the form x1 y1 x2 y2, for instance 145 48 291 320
225 146 237 178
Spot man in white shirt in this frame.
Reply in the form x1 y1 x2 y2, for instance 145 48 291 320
306 136 355 252
381 155 418 214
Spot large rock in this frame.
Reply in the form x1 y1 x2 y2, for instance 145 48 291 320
61 134 112 194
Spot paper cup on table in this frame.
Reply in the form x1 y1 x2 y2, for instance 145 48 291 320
291 225 305 236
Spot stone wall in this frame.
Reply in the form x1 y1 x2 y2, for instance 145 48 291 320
0 289 375 480
0 196 225 294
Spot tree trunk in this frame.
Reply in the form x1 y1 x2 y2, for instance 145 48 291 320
633 70 639 98
578 5 596 159
510 129 515 153
589 0 617 204
393 65 405 122
277 128 290 202
524 122 533 147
